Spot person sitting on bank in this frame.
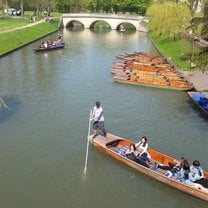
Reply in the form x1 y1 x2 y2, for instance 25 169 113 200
189 160 208 188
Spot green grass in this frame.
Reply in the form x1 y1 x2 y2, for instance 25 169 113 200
0 17 30 31
0 20 60 56
150 34 199 71
0 11 62 32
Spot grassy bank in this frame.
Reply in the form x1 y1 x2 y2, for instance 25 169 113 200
0 19 60 57
149 33 197 71
0 17 30 32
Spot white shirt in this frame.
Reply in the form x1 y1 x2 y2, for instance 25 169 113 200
92 106 104 121
135 141 148 155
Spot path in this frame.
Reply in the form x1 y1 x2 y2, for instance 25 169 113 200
183 70 208 91
0 19 45 34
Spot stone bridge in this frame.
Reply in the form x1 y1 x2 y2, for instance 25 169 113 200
60 13 147 32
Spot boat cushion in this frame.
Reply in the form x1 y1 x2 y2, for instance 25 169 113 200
192 93 205 101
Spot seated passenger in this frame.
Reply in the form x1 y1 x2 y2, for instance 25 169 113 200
135 136 151 163
155 157 187 177
189 160 208 188
125 143 149 168
184 171 208 193
157 162 180 174
125 144 137 160
180 157 190 178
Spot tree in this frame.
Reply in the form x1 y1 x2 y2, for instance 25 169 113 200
146 2 192 40
20 0 24 16
190 0 208 72
122 0 150 14
201 0 208 40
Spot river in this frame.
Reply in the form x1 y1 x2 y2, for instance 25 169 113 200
0 28 208 208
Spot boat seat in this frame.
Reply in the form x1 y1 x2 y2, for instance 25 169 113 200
115 146 129 156
163 170 181 180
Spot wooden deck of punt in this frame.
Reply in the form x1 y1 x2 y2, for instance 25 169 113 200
112 72 130 77
112 65 181 75
113 77 192 91
90 133 208 201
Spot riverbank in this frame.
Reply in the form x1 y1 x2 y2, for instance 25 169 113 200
0 18 60 57
182 71 208 92
149 34 208 91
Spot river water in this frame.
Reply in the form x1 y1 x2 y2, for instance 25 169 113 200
0 28 208 208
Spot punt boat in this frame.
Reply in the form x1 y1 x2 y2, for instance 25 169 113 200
187 91 208 118
89 133 208 201
34 42 65 52
111 52 193 91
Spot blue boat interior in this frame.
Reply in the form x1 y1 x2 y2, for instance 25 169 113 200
192 93 208 110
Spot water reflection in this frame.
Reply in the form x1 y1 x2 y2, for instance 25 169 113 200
0 28 208 208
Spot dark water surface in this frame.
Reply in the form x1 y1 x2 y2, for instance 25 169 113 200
0 28 208 208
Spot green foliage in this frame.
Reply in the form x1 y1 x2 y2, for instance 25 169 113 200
193 50 208 71
146 2 192 40
150 33 197 70
122 0 150 14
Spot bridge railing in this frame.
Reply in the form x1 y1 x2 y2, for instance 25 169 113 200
61 13 143 21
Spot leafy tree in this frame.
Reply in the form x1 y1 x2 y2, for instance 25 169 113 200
201 0 208 40
146 2 192 40
190 0 208 72
122 0 150 14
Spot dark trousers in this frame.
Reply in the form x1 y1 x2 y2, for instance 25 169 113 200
126 153 149 168
93 121 107 137
195 178 208 188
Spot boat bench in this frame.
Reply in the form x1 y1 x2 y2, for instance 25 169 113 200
150 164 182 181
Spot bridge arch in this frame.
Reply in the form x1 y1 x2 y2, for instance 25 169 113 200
65 20 84 28
89 20 111 30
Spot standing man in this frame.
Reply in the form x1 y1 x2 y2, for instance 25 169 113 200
91 101 107 138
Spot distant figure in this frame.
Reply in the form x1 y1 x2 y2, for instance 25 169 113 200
57 32 62 41
119 24 125 32
43 10 48 17
91 101 107 138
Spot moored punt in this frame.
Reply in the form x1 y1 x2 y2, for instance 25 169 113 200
187 91 208 118
89 133 208 201
111 52 193 91
114 77 192 91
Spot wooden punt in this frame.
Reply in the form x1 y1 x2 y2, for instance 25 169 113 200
89 133 208 201
187 91 208 118
111 52 193 91
113 76 130 81
34 42 65 52
113 77 193 91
